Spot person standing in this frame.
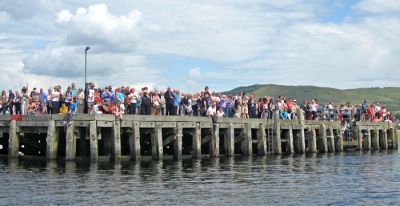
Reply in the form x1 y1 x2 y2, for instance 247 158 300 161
128 88 137 114
152 92 161 115
7 90 15 115
13 91 22 115
164 87 175 116
46 89 53 114
21 87 29 115
141 87 152 115
52 87 60 114
1 91 7 114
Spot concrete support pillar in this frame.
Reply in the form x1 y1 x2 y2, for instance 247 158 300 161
328 127 335 153
210 124 219 157
241 124 252 156
318 125 328 153
297 126 306 154
286 125 294 154
66 121 77 161
363 129 371 150
309 127 317 153
273 111 282 154
89 121 98 161
129 121 140 161
112 120 121 160
174 125 183 160
357 127 362 151
381 129 388 150
335 127 344 152
192 123 201 159
372 129 379 150
8 120 19 158
152 122 163 160
46 120 58 160
225 123 235 157
257 123 267 156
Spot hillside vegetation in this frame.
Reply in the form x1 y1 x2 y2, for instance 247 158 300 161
224 84 400 111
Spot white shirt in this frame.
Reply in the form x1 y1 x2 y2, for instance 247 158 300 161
129 93 138 103
52 91 60 101
207 106 216 116
88 89 95 103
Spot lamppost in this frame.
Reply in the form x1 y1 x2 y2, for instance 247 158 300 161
84 46 90 113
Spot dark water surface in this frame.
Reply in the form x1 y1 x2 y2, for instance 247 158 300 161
1 150 400 206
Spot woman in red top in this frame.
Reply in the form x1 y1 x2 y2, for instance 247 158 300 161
368 104 375 122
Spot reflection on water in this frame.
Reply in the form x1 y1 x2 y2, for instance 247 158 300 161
1 151 400 205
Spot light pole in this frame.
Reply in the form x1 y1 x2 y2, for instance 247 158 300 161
84 46 90 113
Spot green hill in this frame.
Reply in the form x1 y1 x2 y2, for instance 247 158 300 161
224 84 400 111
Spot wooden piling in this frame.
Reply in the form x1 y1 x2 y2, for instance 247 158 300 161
174 124 183 160
318 125 328 153
328 127 335 153
381 129 388 150
46 120 58 160
129 121 140 161
225 123 235 157
335 127 343 152
257 123 267 156
89 121 98 161
363 129 372 150
242 124 252 156
210 124 219 157
297 126 306 154
286 125 294 154
309 127 317 153
112 120 121 160
372 129 379 150
390 128 397 149
357 127 362 151
273 111 282 155
8 120 19 158
66 121 77 161
192 123 201 159
152 122 163 160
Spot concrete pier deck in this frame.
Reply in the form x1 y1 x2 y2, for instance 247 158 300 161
0 112 397 161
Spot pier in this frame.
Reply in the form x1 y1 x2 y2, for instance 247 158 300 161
0 111 397 161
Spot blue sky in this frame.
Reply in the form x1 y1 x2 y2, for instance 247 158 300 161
0 0 399 92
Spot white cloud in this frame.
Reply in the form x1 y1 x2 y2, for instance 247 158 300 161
355 0 400 13
56 4 142 52
0 0 400 93
0 12 9 22
188 67 201 79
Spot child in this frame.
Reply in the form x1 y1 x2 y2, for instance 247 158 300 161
111 103 123 120
59 102 68 114
66 98 78 125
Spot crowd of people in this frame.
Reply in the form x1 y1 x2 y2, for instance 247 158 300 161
0 83 396 126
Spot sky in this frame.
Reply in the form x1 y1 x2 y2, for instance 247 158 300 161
0 0 399 92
